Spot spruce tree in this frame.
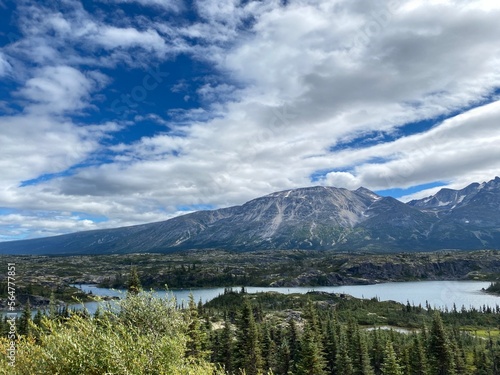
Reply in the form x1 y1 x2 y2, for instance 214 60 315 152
277 338 292 375
381 341 403 375
48 291 57 320
324 317 339 373
429 312 456 375
296 323 327 375
409 334 430 375
18 300 32 337
234 298 263 375
474 348 493 375
450 327 467 374
336 327 354 375
127 266 142 295
357 330 375 375
371 328 385 374
186 293 206 359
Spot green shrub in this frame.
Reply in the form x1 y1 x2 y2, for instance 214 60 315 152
0 291 222 375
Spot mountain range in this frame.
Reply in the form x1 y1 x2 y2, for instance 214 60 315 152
1 177 499 255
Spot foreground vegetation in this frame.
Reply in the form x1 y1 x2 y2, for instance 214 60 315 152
1 276 500 374
0 291 221 375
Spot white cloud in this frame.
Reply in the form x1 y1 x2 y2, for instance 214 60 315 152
2 0 500 239
95 27 166 56
17 66 103 114
106 0 184 12
0 52 11 76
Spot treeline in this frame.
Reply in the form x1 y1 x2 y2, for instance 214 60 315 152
487 281 500 294
0 281 88 305
1 286 500 374
98 265 257 289
204 290 500 375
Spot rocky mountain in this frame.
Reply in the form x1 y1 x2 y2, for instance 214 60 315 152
409 176 500 249
1 177 499 255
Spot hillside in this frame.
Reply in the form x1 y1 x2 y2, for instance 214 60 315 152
0 177 499 255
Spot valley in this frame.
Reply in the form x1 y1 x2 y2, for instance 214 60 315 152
2 249 500 310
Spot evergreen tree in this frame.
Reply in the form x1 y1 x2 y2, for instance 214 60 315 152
186 293 206 359
400 346 411 375
450 327 467 375
474 348 493 375
277 338 292 375
0 315 5 336
357 330 375 375
371 328 385 374
381 342 403 375
127 266 142 295
48 291 57 320
18 300 32 337
429 312 456 375
409 334 430 375
336 327 354 375
303 299 321 334
234 299 263 375
296 323 327 375
324 317 339 373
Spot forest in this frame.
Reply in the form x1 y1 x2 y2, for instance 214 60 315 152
1 269 500 375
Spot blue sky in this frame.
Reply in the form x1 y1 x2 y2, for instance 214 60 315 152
1 0 500 241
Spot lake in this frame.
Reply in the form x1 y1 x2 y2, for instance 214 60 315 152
70 280 500 315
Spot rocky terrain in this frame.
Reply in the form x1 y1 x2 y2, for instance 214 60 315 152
0 177 499 255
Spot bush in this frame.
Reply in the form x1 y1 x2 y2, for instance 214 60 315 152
0 291 222 375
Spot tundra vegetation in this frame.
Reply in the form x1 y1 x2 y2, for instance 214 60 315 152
1 250 500 374
2 249 500 309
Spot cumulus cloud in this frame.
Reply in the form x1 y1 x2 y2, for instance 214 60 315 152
1 0 500 240
95 27 167 56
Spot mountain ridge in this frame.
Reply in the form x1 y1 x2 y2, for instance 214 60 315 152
1 177 499 255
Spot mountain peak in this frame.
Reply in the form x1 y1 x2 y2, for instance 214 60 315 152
1 178 499 255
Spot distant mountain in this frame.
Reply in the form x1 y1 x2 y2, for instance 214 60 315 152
408 176 500 249
1 177 500 255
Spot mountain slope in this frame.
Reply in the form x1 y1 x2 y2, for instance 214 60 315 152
411 177 500 249
0 178 499 255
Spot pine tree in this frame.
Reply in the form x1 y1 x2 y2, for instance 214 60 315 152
48 291 57 320
474 348 493 375
296 323 327 375
381 341 403 375
277 338 292 375
234 299 263 375
357 330 375 375
371 328 385 374
401 346 411 375
303 299 321 334
18 300 32 337
127 266 142 295
324 317 339 373
336 327 354 375
429 312 456 375
409 334 430 375
186 293 206 359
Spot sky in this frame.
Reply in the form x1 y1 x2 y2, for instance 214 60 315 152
1 0 500 241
